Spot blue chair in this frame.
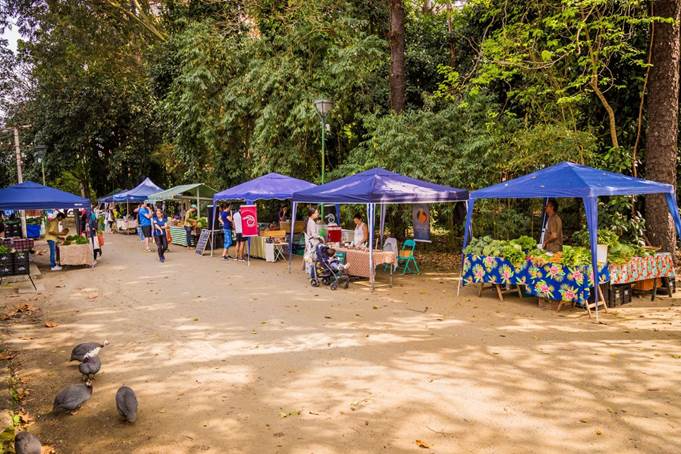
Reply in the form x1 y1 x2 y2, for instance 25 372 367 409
397 239 420 275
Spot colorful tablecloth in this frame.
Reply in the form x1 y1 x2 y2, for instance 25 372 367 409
608 253 674 284
336 248 396 278
462 254 608 305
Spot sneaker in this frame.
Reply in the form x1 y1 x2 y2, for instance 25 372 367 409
51 265 62 271
223 256 229 261
160 257 165 263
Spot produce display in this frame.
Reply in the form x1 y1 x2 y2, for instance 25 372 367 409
466 229 657 267
63 235 89 246
0 244 11 254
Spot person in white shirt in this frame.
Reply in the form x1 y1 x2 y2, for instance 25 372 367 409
352 213 368 248
233 207 245 261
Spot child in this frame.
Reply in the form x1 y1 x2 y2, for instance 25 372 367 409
326 248 348 272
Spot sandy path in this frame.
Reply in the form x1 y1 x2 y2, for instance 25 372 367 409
3 233 681 453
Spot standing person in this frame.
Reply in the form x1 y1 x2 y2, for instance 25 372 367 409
152 208 169 263
184 205 198 247
232 206 245 261
46 212 67 271
138 202 153 252
542 199 563 253
219 204 233 261
303 207 320 271
278 205 289 224
352 213 369 248
88 206 102 261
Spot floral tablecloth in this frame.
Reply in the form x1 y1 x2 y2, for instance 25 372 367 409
608 253 674 284
463 254 608 305
463 253 676 305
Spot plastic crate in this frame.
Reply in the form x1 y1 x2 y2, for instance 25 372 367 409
26 224 41 239
13 251 30 275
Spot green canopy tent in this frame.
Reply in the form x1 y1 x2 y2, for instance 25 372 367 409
147 183 217 211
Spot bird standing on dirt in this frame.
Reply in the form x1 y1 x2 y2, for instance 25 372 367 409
78 355 101 380
70 340 109 362
14 431 42 454
53 382 93 413
116 386 138 423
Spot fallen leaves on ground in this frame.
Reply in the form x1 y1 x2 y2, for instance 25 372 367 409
279 409 301 418
0 351 17 361
44 320 58 328
2 304 37 320
416 439 431 449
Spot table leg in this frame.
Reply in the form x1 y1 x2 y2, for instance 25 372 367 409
390 263 393 287
495 284 504 301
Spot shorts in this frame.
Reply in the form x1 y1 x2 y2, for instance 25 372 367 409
236 233 245 243
223 230 233 249
141 225 152 238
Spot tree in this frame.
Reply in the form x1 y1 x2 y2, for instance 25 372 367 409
645 0 681 255
389 0 406 113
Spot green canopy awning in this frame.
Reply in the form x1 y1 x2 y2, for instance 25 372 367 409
147 183 216 202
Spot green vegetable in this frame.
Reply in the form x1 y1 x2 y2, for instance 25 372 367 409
561 245 592 267
572 228 620 248
0 245 10 254
510 235 537 252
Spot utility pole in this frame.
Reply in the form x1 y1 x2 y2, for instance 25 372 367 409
2 126 30 237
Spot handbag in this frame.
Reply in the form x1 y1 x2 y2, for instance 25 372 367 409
97 232 105 246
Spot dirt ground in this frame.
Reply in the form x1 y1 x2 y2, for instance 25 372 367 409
2 233 681 453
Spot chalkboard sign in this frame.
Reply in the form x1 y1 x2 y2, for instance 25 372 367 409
195 229 211 256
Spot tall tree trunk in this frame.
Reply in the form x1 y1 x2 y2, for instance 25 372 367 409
389 0 406 113
645 0 681 257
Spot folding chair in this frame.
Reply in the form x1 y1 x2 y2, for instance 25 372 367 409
397 239 420 275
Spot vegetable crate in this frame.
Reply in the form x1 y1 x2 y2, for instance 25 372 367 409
0 253 13 276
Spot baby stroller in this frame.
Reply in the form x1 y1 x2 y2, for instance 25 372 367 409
310 241 350 290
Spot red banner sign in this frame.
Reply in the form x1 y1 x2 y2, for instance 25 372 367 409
240 205 259 237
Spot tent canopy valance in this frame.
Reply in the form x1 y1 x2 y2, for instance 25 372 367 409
113 177 163 202
292 168 468 204
148 183 216 202
213 173 315 203
463 161 681 318
471 162 676 199
97 188 126 204
0 181 89 210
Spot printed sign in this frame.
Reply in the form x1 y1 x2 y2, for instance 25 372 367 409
240 205 259 237
412 204 431 243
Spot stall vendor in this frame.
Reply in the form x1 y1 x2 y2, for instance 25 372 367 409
542 198 563 253
352 213 369 248
46 212 68 271
184 205 198 247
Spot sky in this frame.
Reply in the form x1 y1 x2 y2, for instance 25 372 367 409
2 19 19 52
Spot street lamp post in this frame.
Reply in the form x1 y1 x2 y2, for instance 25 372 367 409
314 99 333 218
313 99 333 184
2 125 31 237
34 144 47 186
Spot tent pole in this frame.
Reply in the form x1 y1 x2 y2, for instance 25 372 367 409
210 201 217 257
379 204 386 248
583 196 600 322
368 203 375 290
288 201 297 272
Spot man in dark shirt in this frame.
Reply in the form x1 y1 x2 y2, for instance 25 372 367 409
219 204 233 260
543 198 563 253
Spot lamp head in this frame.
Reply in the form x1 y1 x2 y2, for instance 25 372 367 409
313 99 333 118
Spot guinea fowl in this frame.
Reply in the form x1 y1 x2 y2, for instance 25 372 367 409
14 431 42 454
70 340 109 362
53 382 93 413
79 355 101 380
116 386 138 423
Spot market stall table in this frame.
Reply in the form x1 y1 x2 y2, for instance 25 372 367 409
335 247 396 285
58 243 94 267
462 252 675 311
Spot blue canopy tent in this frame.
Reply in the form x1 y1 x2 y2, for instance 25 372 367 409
291 168 469 288
0 181 89 210
211 173 316 259
0 181 92 283
112 177 162 203
97 188 127 204
463 162 681 318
